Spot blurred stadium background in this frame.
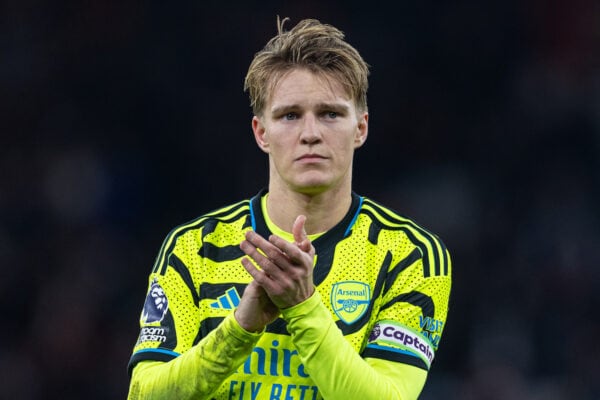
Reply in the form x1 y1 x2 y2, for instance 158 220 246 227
1 1 598 398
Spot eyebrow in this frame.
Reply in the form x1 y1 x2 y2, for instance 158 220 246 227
270 102 350 116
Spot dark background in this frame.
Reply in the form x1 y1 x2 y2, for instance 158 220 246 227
2 0 599 398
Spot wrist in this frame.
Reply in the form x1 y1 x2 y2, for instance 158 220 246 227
280 290 322 320
234 309 266 334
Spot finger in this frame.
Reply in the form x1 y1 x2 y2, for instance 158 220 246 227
244 231 291 269
242 232 296 279
240 256 262 278
268 234 307 265
241 257 276 288
292 215 307 245
292 215 312 253
240 238 280 273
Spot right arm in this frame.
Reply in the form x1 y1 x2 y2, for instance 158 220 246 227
128 222 279 399
128 279 279 399
128 312 262 400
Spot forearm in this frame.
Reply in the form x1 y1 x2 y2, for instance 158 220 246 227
281 292 426 400
128 313 262 400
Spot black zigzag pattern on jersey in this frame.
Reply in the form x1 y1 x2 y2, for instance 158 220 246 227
381 290 435 319
335 247 431 335
199 206 254 236
361 208 432 277
242 214 252 229
199 282 247 302
194 283 292 344
382 247 422 296
198 243 245 262
169 253 200 306
265 318 290 335
312 192 362 285
199 207 253 262
195 317 291 345
196 317 223 344
200 218 219 236
313 245 336 286
152 200 250 274
361 199 449 277
368 221 381 244
367 198 449 275
336 251 393 335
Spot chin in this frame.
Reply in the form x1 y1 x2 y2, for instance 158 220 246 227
290 179 336 195
282 170 346 194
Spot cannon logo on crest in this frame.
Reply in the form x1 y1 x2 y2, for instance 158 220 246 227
331 281 371 324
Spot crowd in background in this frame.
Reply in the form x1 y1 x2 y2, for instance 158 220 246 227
2 1 598 398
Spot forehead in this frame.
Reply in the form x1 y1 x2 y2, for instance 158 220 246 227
267 68 352 109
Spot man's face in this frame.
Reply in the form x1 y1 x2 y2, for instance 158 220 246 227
252 68 368 195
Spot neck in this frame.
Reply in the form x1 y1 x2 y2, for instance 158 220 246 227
266 184 352 235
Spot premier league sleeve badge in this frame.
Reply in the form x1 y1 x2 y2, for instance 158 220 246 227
140 278 169 325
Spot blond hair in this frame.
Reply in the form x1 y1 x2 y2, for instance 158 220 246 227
244 17 370 116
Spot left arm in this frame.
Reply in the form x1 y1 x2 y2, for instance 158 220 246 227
240 215 444 399
281 290 428 399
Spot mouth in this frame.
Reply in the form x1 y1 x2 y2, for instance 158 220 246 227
296 154 327 162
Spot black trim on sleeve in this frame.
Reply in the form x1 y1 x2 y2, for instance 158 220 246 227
127 349 178 376
362 347 429 371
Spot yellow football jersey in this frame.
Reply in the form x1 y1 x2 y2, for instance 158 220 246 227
129 190 451 399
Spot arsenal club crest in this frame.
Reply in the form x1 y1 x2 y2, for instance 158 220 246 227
331 281 371 325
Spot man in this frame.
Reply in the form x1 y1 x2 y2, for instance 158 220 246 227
128 17 451 400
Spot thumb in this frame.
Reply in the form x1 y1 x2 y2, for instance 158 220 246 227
292 215 311 251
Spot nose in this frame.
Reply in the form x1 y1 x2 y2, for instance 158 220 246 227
300 113 322 144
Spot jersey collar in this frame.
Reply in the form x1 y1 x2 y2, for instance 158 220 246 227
249 188 363 248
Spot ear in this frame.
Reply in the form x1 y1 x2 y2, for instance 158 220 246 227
252 116 270 153
354 112 369 149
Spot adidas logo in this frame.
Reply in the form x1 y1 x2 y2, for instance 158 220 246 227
210 287 241 310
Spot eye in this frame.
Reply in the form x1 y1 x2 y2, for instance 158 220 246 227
284 112 298 120
326 111 338 119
